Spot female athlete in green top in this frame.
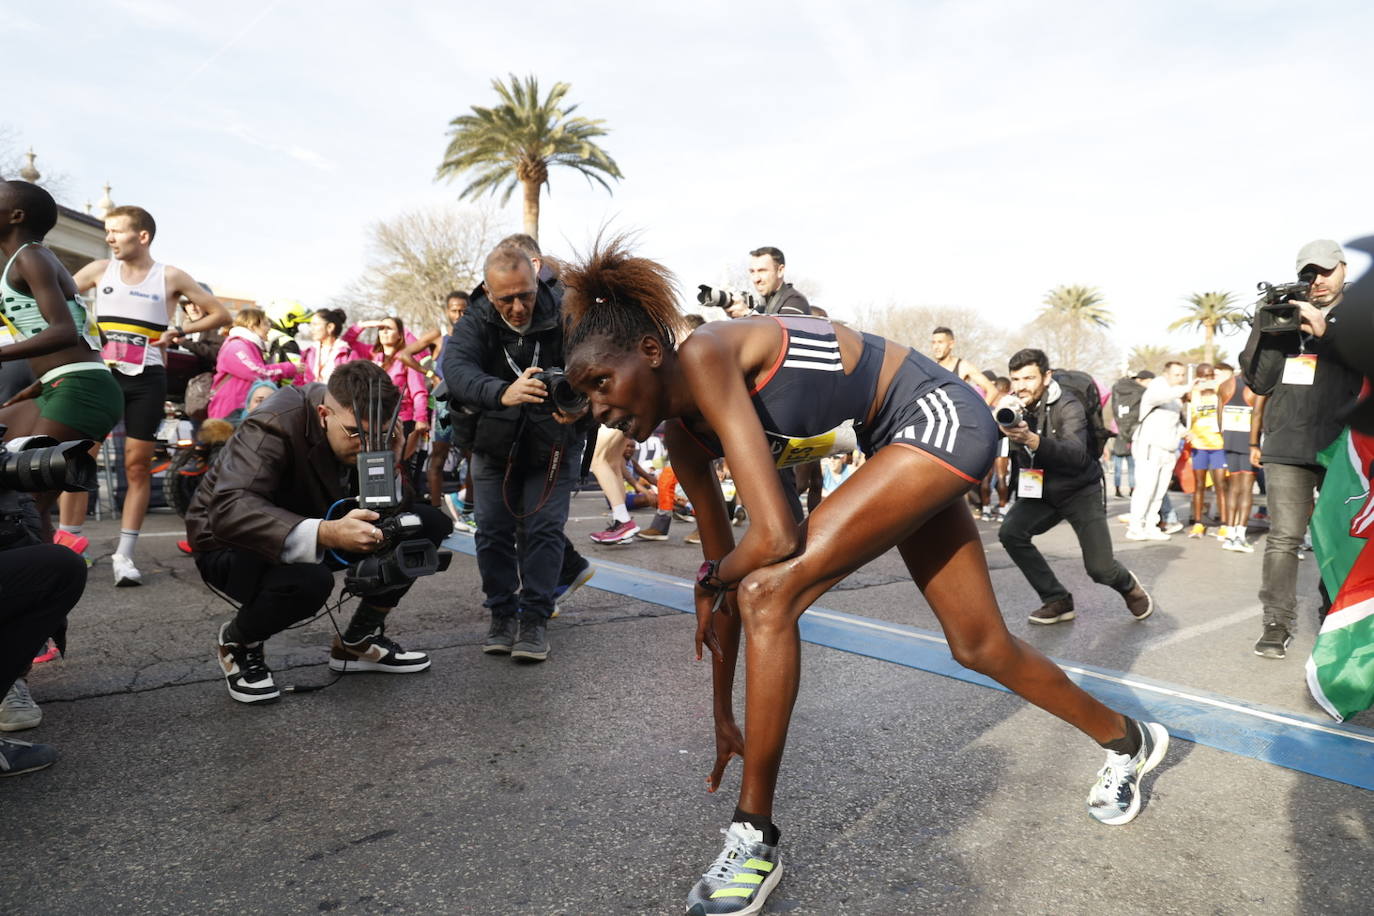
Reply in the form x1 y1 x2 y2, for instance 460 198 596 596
0 181 123 537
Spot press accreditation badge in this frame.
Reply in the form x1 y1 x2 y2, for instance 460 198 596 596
1018 468 1045 499
1281 354 1317 386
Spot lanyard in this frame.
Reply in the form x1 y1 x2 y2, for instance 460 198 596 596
504 340 540 378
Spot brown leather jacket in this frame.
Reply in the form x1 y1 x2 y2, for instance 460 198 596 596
185 384 351 561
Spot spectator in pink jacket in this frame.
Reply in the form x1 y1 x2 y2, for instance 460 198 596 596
301 307 366 383
207 308 297 419
355 316 430 456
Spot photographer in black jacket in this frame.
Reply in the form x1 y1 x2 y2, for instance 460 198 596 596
0 538 86 775
442 245 587 663
997 348 1152 625
725 246 813 318
1240 239 1363 659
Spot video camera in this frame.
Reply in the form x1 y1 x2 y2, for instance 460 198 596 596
340 380 451 596
0 426 97 550
697 285 761 314
1254 268 1316 335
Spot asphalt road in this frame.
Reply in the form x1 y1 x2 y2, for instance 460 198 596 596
3 489 1371 915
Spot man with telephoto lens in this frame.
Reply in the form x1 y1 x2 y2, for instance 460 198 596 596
442 245 588 663
1240 239 1363 659
996 348 1153 625
185 360 453 704
724 246 813 318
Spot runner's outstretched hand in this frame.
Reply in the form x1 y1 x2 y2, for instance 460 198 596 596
707 717 745 793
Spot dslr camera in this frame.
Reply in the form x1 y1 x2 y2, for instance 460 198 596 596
340 383 451 596
697 285 762 314
1254 268 1316 335
532 367 588 414
0 427 97 550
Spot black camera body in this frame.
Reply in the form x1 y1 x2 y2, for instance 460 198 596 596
343 507 451 595
697 285 762 314
0 426 97 550
532 367 588 414
1255 270 1316 335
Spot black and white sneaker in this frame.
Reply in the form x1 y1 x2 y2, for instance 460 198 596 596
216 622 280 704
1253 623 1293 659
1087 720 1169 825
330 628 431 673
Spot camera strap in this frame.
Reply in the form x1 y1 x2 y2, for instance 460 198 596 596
500 410 565 520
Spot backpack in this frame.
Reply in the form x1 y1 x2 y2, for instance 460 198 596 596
1109 377 1146 444
1051 369 1113 455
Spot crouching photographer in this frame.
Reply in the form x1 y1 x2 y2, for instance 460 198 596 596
0 433 95 774
996 349 1152 625
185 360 453 705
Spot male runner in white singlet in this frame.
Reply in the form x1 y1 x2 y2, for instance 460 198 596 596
72 205 229 586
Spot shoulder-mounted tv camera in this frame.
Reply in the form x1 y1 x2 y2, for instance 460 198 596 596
1254 268 1317 335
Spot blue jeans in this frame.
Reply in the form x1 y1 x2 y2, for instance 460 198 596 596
1259 462 1323 630
1113 454 1135 491
471 444 582 621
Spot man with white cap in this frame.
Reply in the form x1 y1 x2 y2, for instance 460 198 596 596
1240 240 1364 659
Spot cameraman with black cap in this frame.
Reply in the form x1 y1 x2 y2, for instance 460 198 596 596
186 360 452 704
1240 239 1363 659
442 244 587 663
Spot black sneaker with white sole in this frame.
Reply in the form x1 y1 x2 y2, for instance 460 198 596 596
216 623 281 704
1253 623 1293 659
329 628 431 673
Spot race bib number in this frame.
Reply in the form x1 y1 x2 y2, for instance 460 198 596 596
1018 468 1045 499
102 330 149 376
0 314 19 348
1281 354 1317 386
767 420 859 469
1222 405 1252 433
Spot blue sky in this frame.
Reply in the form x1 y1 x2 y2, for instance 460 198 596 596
13 0 1374 362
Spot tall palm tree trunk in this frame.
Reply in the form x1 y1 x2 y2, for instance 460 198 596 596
1203 322 1214 365
522 179 540 242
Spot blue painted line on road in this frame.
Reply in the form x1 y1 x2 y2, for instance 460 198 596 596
444 534 1374 791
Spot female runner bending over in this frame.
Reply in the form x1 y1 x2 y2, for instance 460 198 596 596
561 238 1169 916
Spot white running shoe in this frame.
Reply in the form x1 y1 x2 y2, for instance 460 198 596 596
1088 721 1170 826
111 553 142 587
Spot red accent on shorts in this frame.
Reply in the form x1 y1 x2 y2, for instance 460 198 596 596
890 441 979 483
748 316 790 396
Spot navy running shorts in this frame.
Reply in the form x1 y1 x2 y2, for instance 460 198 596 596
861 354 997 483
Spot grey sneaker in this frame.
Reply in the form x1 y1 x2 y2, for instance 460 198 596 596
0 678 41 732
1254 623 1293 659
511 616 549 662
1087 721 1170 825
0 735 57 776
483 614 518 655
685 821 783 915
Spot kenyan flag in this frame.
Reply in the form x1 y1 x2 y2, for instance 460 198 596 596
1307 426 1374 721
1307 545 1374 721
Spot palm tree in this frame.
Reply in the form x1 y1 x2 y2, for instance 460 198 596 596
1040 285 1113 329
1169 291 1244 365
436 74 623 242
1126 344 1171 374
